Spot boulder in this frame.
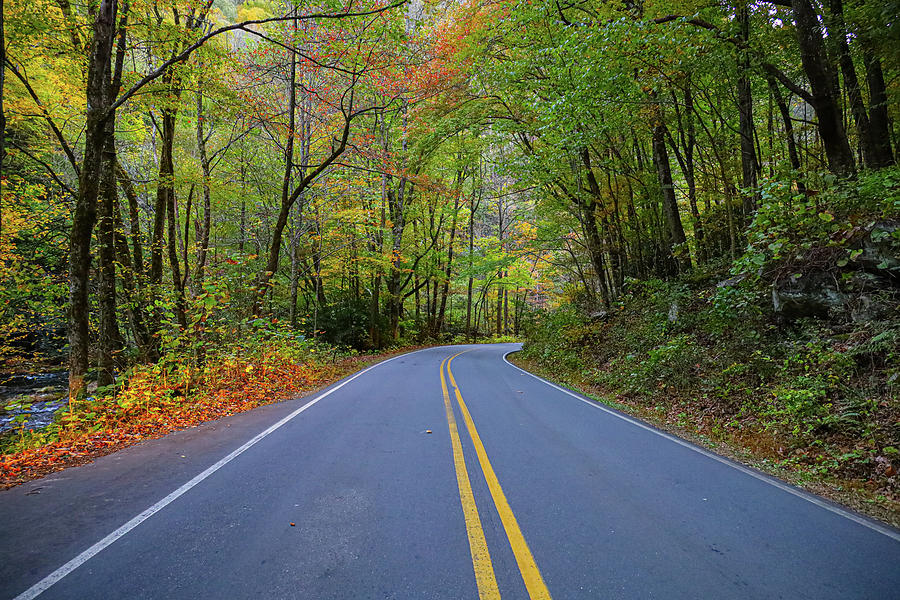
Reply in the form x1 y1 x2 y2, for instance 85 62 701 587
853 220 900 278
668 302 679 323
772 271 846 320
717 274 748 288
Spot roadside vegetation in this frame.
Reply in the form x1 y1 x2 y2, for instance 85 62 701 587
0 328 430 488
519 170 900 524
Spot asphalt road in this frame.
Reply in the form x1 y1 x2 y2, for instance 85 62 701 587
1 344 899 599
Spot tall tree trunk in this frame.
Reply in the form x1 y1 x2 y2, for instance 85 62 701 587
114 201 149 356
312 219 327 308
673 84 704 262
97 7 128 386
494 277 502 336
113 158 152 357
651 121 691 274
430 267 439 335
826 0 886 169
466 183 479 341
380 96 412 342
97 130 120 386
115 160 144 279
194 86 212 290
503 272 509 335
149 108 175 286
147 107 177 358
437 183 462 333
579 194 611 305
384 175 410 341
791 0 856 176
239 157 247 253
68 0 118 399
167 181 187 329
861 41 894 167
0 0 6 238
369 174 387 348
289 243 300 327
737 3 758 214
181 184 193 289
369 274 381 348
495 190 504 335
767 76 806 193
579 149 615 303
414 273 421 324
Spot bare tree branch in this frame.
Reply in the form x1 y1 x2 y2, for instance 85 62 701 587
9 141 76 197
652 14 816 105
4 59 81 176
108 0 408 117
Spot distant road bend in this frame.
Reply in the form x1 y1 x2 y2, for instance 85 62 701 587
1 344 899 599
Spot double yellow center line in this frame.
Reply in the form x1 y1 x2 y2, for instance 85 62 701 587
440 352 552 600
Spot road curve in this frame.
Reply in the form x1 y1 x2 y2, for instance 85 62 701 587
1 343 898 599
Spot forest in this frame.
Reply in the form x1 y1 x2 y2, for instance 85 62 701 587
0 0 898 513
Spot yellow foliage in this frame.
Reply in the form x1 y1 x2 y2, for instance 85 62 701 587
236 3 271 23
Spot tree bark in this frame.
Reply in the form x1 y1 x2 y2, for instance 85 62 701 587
579 149 616 303
826 0 886 169
0 0 6 238
239 154 247 253
791 0 856 176
68 0 118 399
384 175 410 340
97 6 129 386
737 3 758 214
147 107 177 358
436 174 463 333
166 179 187 329
97 129 120 386
115 160 144 278
369 273 382 348
113 200 150 357
578 188 611 305
651 121 691 274
466 185 478 341
194 86 212 290
860 41 894 167
766 75 806 192
667 83 705 262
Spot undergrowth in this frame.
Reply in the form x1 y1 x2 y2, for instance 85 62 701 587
0 323 418 488
521 170 900 517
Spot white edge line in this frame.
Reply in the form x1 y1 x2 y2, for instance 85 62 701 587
501 349 900 543
14 347 431 600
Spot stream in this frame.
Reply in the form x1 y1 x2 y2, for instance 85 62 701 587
0 371 68 435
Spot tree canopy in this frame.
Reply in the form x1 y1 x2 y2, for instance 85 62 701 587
1 0 897 398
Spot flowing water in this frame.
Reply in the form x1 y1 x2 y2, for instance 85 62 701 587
0 371 68 434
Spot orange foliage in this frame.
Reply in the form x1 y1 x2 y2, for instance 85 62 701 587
0 347 425 489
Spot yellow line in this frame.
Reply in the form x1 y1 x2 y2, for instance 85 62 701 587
440 355 501 600
448 354 553 600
